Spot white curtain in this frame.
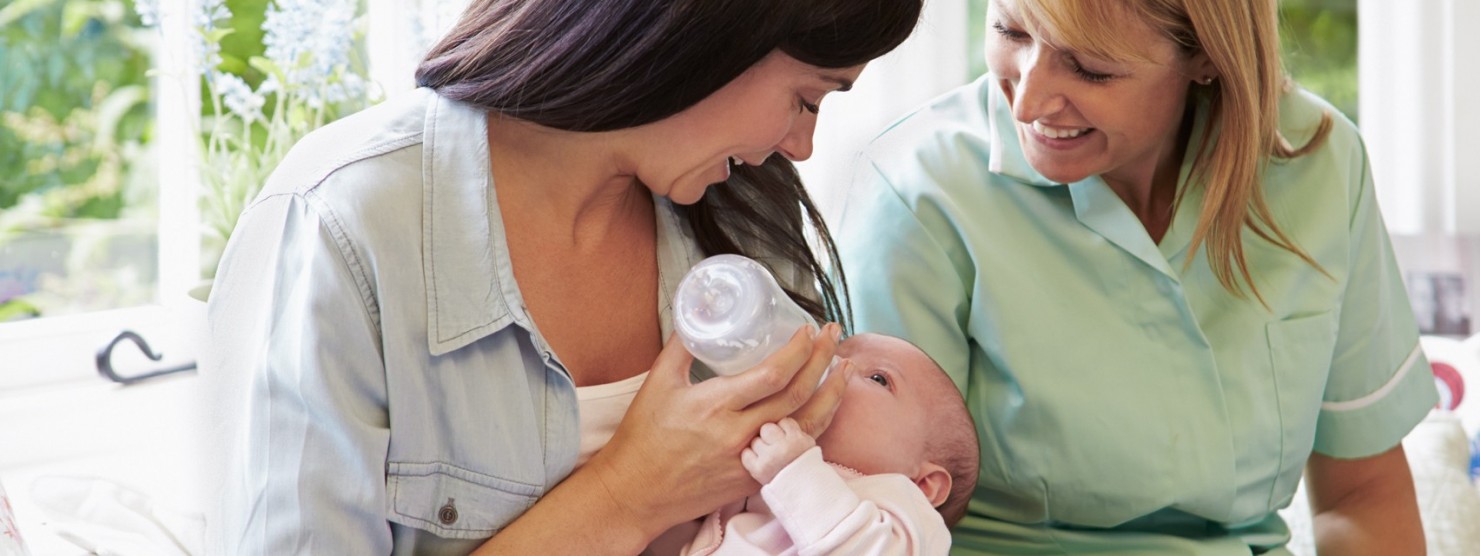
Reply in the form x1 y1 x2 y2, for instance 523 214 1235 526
1359 0 1480 236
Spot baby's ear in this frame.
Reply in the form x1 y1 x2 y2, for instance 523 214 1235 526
914 462 952 508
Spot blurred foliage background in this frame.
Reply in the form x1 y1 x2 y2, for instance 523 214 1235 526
0 0 158 320
0 0 154 222
0 0 272 320
967 0 1360 122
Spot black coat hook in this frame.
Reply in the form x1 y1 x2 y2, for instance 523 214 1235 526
96 330 197 385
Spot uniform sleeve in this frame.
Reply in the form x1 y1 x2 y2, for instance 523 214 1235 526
204 191 393 554
1313 146 1439 459
834 158 973 393
759 448 951 556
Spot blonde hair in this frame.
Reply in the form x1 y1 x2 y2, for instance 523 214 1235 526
1016 0 1333 303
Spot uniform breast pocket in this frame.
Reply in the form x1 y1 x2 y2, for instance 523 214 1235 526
1264 310 1339 505
387 461 542 539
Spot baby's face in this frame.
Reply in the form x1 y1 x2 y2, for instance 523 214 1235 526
814 333 941 477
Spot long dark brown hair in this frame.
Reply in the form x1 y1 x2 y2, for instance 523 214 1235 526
416 0 923 328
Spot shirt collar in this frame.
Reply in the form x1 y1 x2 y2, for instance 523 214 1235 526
420 91 705 357
984 75 1058 188
984 75 1212 277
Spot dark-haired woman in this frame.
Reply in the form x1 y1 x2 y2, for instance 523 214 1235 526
204 0 922 554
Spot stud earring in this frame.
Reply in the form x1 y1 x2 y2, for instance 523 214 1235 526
1200 76 1216 85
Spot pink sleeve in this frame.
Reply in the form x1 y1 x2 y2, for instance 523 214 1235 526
759 447 951 555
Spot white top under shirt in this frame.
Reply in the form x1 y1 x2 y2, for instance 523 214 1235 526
575 371 649 468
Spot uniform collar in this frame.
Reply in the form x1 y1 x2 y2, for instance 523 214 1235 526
984 76 1211 278
420 91 705 357
984 76 1058 188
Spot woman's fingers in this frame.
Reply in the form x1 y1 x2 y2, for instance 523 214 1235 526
788 357 851 437
712 324 821 409
649 333 697 387
740 323 842 427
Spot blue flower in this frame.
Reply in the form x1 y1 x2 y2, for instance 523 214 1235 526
134 0 160 27
215 73 265 121
263 0 357 104
195 0 232 74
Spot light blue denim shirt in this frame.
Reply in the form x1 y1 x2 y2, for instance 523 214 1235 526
203 88 785 554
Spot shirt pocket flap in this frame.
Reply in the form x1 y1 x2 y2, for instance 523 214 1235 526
387 461 541 539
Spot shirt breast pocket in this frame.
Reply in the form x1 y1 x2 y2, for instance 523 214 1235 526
1264 310 1339 506
387 461 542 539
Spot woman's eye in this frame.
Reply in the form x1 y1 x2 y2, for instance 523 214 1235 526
991 21 1029 41
799 98 820 114
1070 60 1114 83
869 373 890 387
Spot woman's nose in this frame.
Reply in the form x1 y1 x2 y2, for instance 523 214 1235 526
1011 48 1069 124
776 114 817 162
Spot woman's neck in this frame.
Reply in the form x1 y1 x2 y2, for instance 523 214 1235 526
485 113 652 251
1101 105 1197 243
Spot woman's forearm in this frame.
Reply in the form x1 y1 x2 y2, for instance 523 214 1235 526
1306 447 1424 556
1311 499 1423 555
472 466 658 555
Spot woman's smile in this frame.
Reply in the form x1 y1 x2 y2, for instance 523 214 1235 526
1023 120 1097 151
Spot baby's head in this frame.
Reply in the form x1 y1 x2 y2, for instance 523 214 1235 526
817 333 979 526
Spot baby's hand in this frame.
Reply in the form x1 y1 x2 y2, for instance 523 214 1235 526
740 418 816 485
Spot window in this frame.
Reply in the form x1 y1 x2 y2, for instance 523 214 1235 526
0 2 463 553
0 0 465 388
0 1 159 323
1280 0 1359 122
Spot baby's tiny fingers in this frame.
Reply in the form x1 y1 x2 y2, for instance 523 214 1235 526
759 422 784 443
778 418 803 437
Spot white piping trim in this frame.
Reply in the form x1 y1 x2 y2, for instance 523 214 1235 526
1322 344 1425 412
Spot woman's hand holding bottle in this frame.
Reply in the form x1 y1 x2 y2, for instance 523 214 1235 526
585 321 849 542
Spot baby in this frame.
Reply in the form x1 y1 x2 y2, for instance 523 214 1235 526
676 332 980 555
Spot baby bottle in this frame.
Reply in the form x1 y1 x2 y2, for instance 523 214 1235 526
673 254 818 376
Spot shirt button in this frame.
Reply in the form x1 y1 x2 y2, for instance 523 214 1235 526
438 498 458 525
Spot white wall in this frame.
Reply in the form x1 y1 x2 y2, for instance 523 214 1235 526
797 1 973 222
367 0 469 95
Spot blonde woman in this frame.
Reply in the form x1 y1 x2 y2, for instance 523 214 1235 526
837 0 1434 553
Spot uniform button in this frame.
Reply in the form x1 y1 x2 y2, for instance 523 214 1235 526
438 498 458 525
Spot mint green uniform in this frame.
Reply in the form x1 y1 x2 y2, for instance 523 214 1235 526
836 75 1438 554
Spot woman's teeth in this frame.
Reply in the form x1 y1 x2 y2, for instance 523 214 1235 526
1032 121 1091 139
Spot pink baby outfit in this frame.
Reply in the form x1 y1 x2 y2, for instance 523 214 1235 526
679 447 950 556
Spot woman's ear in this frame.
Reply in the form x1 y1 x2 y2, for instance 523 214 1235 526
1189 51 1218 85
914 462 953 508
